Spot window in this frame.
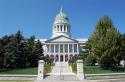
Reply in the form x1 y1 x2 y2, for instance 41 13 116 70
74 44 78 52
64 44 68 53
64 25 66 32
55 44 59 53
69 44 73 53
60 25 63 31
60 44 63 53
50 44 54 53
57 25 59 31
46 44 49 52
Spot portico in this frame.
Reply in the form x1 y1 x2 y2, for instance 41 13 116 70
45 43 79 62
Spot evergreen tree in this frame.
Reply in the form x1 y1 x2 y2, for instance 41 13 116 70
32 40 44 67
26 36 36 67
0 30 45 69
120 34 125 60
86 16 121 68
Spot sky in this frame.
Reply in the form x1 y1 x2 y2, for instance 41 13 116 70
0 0 125 39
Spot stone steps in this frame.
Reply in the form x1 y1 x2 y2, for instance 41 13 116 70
44 74 79 81
44 62 80 81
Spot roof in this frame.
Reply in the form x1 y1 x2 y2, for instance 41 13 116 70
45 35 78 43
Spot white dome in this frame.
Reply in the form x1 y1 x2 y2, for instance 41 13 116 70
56 12 68 19
54 8 69 24
52 7 71 38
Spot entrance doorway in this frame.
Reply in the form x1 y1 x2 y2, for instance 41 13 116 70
60 55 63 62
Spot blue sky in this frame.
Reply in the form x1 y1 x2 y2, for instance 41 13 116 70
0 0 125 39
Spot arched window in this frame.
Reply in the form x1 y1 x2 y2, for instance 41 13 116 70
60 25 63 31
57 25 59 31
64 25 66 32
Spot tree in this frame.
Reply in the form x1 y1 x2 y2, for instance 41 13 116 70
120 34 125 60
4 31 25 68
31 40 44 67
25 36 36 67
86 16 121 68
0 30 45 69
2 34 17 68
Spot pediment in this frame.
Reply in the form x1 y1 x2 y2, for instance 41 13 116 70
45 35 78 43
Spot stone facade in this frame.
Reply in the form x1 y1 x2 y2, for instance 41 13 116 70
77 60 85 80
40 7 87 62
37 60 44 80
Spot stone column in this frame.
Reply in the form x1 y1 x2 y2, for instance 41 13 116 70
68 44 69 61
54 44 55 53
77 60 85 80
72 44 74 53
37 60 44 80
66 26 67 32
63 25 64 32
59 44 60 62
63 44 65 62
77 44 79 53
49 44 51 53
63 55 65 62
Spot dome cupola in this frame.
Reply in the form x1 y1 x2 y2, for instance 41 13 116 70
52 7 71 38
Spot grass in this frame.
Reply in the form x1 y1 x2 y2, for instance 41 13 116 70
69 63 77 73
1 63 124 75
0 63 52 75
70 62 125 74
84 66 125 74
0 67 38 75
84 66 114 74
0 80 33 82
44 63 52 74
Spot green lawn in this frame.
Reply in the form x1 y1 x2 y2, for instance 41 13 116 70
1 64 124 75
84 66 125 74
0 67 37 75
84 66 113 74
0 64 52 75
69 63 77 73
44 64 52 74
70 63 125 74
0 80 33 82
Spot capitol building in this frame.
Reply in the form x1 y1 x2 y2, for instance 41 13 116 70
40 8 87 62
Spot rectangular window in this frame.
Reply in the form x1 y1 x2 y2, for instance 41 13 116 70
74 44 78 52
60 44 63 53
46 44 49 52
55 44 59 53
69 44 73 53
50 44 54 53
64 44 68 53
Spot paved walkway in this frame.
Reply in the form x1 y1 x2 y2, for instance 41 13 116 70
51 62 73 75
45 62 79 81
